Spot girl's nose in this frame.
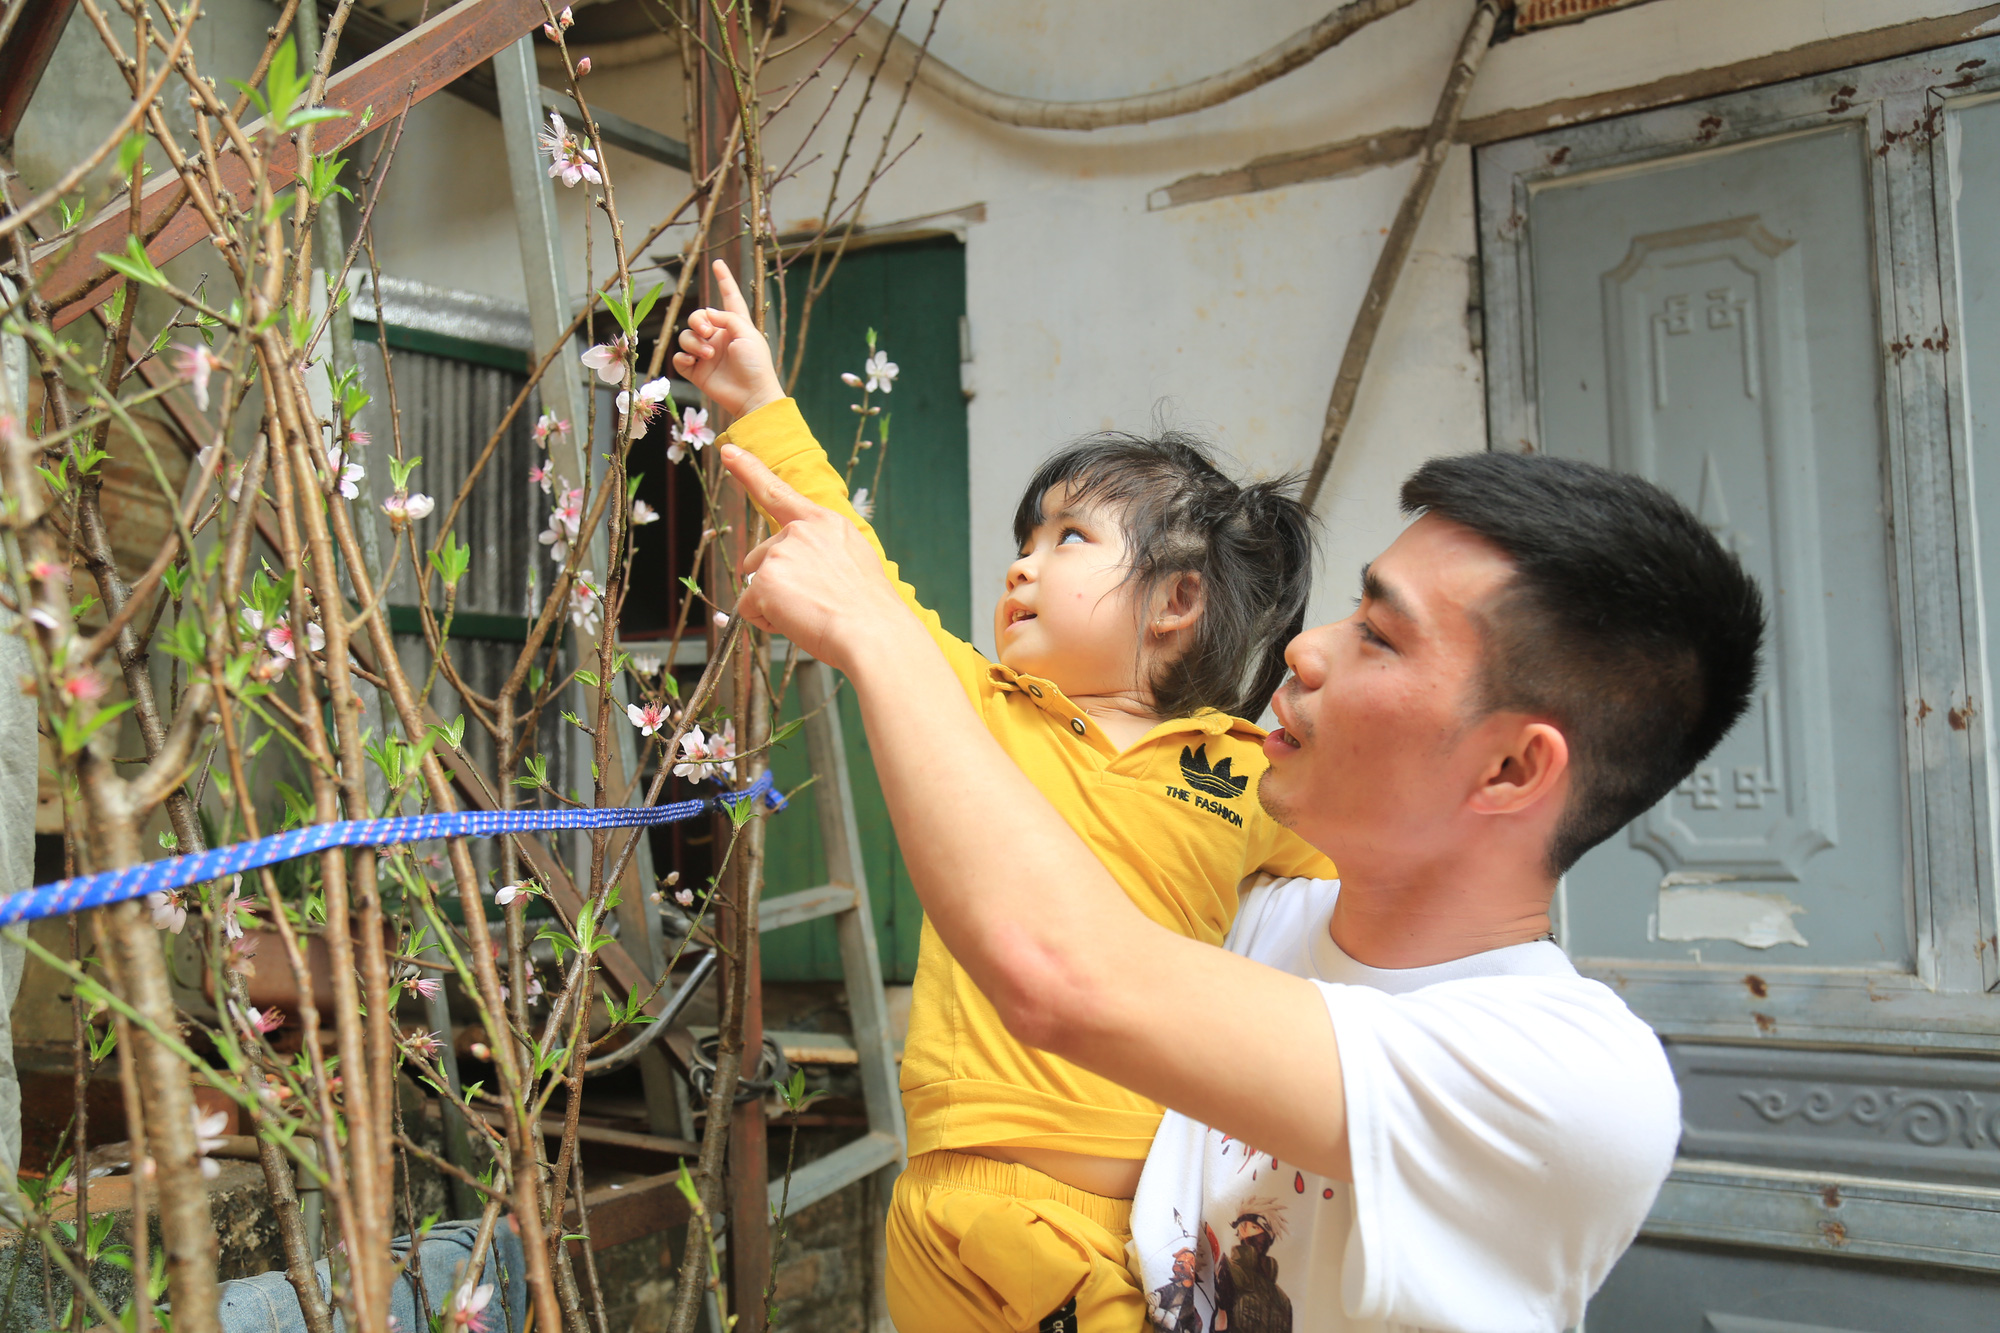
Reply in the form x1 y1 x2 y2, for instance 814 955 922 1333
1005 551 1035 589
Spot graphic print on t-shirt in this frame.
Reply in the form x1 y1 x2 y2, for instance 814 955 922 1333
1144 1135 1334 1333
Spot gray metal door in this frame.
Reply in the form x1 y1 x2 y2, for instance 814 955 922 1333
1480 34 2000 1332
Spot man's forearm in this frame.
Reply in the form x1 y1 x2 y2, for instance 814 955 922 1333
839 614 1152 1040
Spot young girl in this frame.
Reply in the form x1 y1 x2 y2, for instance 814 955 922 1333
676 262 1332 1332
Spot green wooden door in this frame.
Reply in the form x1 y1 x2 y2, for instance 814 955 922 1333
760 237 969 983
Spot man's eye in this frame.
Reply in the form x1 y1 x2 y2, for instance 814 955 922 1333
1358 620 1390 649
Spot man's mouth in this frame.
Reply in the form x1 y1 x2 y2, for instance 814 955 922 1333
1270 727 1301 749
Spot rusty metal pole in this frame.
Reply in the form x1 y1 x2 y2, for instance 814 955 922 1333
1300 0 1503 512
690 6 772 1326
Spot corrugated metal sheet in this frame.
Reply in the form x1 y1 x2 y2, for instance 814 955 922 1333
357 338 578 885
1516 0 1655 30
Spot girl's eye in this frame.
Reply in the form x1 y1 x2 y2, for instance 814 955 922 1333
1058 528 1086 545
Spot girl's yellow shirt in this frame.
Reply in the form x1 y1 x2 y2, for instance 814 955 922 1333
722 399 1336 1161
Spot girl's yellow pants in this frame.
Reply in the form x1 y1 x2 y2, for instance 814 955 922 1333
885 1150 1146 1332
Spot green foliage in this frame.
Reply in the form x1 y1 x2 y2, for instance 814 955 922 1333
602 280 665 339
98 234 166 289
233 39 348 134
52 699 134 757
426 714 465 753
602 984 656 1029
115 132 148 180
304 150 353 204
429 531 470 591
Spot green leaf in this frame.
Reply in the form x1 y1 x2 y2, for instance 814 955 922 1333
55 700 132 756
115 132 148 180
768 717 804 748
97 235 166 289
631 281 665 331
388 454 421 490
159 615 206 665
574 669 599 689
426 715 465 752
602 286 636 338
428 531 470 591
304 151 353 204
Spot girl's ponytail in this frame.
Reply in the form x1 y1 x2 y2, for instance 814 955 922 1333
1226 478 1316 718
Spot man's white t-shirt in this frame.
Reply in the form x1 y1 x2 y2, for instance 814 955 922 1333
1130 878 1680 1333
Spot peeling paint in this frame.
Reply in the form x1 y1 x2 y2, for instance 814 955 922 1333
1657 883 1809 948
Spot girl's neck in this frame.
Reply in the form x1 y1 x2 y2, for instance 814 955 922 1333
1072 689 1163 750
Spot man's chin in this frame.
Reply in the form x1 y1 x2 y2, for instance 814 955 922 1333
1256 774 1295 828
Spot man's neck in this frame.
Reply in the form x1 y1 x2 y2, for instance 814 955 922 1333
1327 867 1554 970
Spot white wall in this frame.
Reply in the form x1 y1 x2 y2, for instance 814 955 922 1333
23 0 1991 657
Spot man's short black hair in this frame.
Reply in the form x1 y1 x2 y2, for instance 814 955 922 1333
1400 452 1765 875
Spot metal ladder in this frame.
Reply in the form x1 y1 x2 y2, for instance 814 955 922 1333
760 659 906 1280
493 40 905 1325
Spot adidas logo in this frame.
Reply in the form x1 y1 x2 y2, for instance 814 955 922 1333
1180 744 1248 800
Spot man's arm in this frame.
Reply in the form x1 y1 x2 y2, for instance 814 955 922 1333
725 445 1353 1180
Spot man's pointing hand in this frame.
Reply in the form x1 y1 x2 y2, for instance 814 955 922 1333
722 443 916 674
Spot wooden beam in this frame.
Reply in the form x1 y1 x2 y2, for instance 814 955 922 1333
0 0 81 153
1150 3 2000 210
570 1168 691 1252
35 0 547 326
324 1 690 169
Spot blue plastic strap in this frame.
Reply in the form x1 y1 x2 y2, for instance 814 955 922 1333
0 772 784 927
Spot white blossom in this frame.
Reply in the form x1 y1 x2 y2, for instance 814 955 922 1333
617 377 673 441
626 701 670 736
863 349 898 393
537 111 601 188
579 336 630 385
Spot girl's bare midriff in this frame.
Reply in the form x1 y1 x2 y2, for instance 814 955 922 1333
965 1144 1144 1200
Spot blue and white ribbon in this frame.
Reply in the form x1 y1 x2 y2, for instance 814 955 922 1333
0 772 784 926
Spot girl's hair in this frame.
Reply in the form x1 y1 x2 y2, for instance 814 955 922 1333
1011 431 1316 720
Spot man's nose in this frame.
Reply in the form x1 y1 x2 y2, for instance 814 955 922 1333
1286 625 1331 690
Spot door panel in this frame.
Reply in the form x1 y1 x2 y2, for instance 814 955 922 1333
1479 34 2000 1322
1945 96 2000 990
1528 127 1907 970
1589 1240 2000 1333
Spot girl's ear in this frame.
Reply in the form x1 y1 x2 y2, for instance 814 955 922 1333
1151 572 1205 640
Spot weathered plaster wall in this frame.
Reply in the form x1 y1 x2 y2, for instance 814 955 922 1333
19 0 1998 646
468 0 1993 653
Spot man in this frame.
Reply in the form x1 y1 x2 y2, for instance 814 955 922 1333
1147 1247 1204 1332
721 443 1762 1331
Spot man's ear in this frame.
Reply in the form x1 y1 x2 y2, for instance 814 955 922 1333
1151 572 1205 640
1470 720 1569 817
